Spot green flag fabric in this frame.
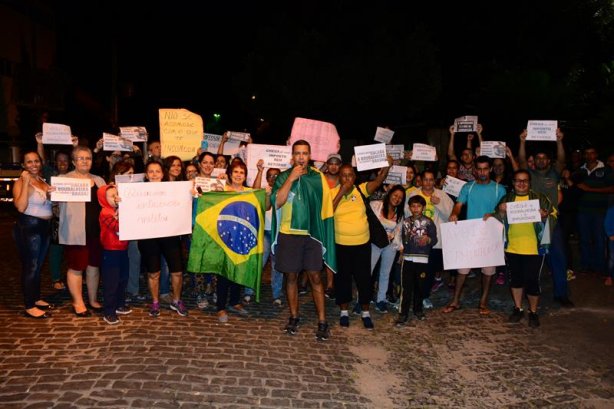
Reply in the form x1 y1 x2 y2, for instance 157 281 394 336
188 189 266 301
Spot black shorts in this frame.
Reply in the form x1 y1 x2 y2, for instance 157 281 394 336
138 236 183 273
274 233 323 273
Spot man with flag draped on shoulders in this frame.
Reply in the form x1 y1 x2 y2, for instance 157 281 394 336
188 187 266 303
271 140 336 341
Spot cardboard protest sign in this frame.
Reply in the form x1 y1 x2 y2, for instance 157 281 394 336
289 117 340 162
159 108 203 161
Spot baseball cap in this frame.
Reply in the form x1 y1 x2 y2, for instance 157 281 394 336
326 153 342 163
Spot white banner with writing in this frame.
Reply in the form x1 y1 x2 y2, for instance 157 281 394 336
386 144 405 160
246 144 292 170
411 143 437 161
118 181 193 240
453 116 478 132
384 165 407 185
480 141 506 158
506 199 541 224
354 143 388 172
103 133 133 152
374 127 394 143
119 126 148 142
442 176 467 197
50 177 91 202
202 133 241 156
42 123 72 145
441 218 505 270
527 120 557 141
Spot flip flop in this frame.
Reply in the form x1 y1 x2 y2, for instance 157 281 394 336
479 306 491 316
443 304 461 313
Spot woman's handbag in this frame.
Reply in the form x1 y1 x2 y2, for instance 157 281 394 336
356 185 390 248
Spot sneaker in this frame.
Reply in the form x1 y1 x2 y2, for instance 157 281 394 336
243 295 252 304
103 314 120 325
217 310 229 323
422 298 433 309
495 272 506 285
196 294 209 310
605 277 613 287
325 288 335 299
339 315 350 327
414 311 426 321
431 279 444 293
170 300 188 317
508 307 524 323
567 269 577 281
395 315 409 326
284 316 300 335
554 297 575 308
315 322 330 341
298 286 309 295
352 303 361 315
115 306 133 315
128 293 146 303
273 298 282 307
375 301 389 313
528 311 540 328
361 315 374 330
211 292 218 304
149 302 160 318
159 293 173 305
468 270 477 279
228 304 249 316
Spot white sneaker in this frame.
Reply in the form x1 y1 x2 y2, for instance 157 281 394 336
196 295 208 310
422 298 433 309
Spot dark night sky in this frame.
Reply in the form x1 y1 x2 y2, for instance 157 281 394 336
48 1 614 150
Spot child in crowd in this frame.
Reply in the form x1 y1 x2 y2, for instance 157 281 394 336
98 185 131 324
396 195 437 325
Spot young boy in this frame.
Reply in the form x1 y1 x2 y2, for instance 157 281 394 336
98 185 131 325
396 195 438 325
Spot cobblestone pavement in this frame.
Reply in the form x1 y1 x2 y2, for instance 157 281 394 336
1 212 613 408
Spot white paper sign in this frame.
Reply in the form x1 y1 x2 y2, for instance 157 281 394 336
386 144 405 160
246 143 292 170
194 177 226 193
354 143 389 172
227 131 251 142
527 120 557 141
441 218 505 270
211 168 226 178
103 133 133 152
411 143 437 161
506 199 541 224
114 173 145 183
480 141 506 158
118 181 193 240
42 123 72 145
374 127 395 143
384 165 407 185
50 177 91 202
119 126 148 142
203 133 241 156
442 176 467 197
453 116 478 132
289 117 340 162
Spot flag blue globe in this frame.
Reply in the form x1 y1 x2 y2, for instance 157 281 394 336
217 201 260 255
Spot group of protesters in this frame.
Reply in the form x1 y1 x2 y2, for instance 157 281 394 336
12 121 614 340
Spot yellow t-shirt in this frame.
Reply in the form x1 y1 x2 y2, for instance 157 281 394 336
413 191 435 220
506 195 538 255
279 192 308 235
331 182 369 245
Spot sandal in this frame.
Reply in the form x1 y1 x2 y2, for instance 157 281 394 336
479 306 491 316
52 280 66 290
443 304 461 313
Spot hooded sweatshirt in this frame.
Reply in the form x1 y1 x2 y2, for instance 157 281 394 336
97 185 128 251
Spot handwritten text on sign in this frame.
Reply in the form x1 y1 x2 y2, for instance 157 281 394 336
354 143 389 172
289 117 340 162
42 123 72 145
412 143 437 161
506 199 541 224
442 176 467 197
50 177 91 202
441 218 505 270
246 144 292 170
527 120 557 141
118 181 193 240
159 108 203 161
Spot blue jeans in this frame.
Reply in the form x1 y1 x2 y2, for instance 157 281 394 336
370 243 398 303
577 211 606 273
13 214 50 309
126 240 141 295
101 249 129 316
546 223 569 299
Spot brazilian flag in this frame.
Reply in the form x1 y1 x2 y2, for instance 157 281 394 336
188 189 266 301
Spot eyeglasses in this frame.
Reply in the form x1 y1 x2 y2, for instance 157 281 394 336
75 157 92 162
513 179 529 184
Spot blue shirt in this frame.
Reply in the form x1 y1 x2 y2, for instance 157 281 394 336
457 181 506 220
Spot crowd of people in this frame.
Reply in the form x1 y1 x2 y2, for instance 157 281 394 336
12 123 614 340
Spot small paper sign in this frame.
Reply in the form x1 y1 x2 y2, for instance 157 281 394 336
227 131 251 142
386 144 405 160
506 199 541 224
354 143 389 172
527 120 557 141
50 177 91 202
203 133 241 155
442 176 467 197
119 126 148 142
194 177 226 193
384 165 407 185
42 123 72 145
103 133 133 152
115 173 145 183
211 168 226 178
453 116 478 132
411 143 437 161
480 141 506 158
374 127 394 143
246 144 292 170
